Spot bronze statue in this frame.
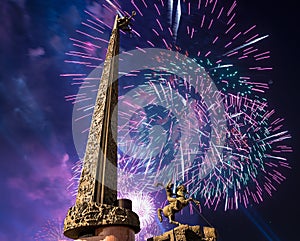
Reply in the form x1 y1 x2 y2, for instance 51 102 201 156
157 181 200 225
117 11 136 31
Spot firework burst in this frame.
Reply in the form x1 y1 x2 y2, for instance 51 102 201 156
118 191 161 240
34 219 71 241
62 0 292 214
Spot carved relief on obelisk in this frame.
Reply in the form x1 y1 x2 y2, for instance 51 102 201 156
63 12 140 240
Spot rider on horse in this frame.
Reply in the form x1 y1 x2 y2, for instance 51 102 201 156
157 181 200 225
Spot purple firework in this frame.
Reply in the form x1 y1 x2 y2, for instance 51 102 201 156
61 0 292 213
34 219 72 241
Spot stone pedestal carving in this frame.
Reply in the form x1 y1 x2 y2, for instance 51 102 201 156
64 201 140 239
147 225 217 241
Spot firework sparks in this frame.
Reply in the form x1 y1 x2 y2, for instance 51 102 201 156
62 0 292 215
34 219 71 241
118 190 161 240
191 93 292 210
119 191 156 228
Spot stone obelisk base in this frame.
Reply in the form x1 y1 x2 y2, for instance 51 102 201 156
147 225 217 241
64 200 140 240
77 226 135 241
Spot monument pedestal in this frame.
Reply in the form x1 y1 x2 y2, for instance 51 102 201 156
147 225 217 241
64 201 139 239
76 226 135 241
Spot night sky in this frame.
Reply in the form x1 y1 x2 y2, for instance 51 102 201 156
0 1 299 241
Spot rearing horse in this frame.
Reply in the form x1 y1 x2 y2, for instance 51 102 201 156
157 181 200 225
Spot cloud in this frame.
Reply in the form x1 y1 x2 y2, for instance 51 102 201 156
2 138 75 239
7 151 72 200
0 1 84 240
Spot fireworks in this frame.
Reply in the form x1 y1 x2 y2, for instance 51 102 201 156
62 0 292 214
34 219 71 241
119 191 156 228
192 93 291 210
66 159 83 197
117 191 162 240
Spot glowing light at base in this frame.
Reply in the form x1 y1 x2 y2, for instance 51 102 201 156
118 191 156 229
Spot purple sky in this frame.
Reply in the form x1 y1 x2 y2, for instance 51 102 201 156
0 1 299 241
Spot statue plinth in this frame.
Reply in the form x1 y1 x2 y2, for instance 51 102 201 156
64 201 140 239
147 225 217 241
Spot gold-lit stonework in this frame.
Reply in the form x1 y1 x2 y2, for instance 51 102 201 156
64 202 140 239
63 12 139 239
147 225 217 241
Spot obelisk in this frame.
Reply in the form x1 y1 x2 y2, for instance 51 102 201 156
63 12 140 240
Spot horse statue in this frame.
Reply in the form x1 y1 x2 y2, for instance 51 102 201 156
157 181 200 225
